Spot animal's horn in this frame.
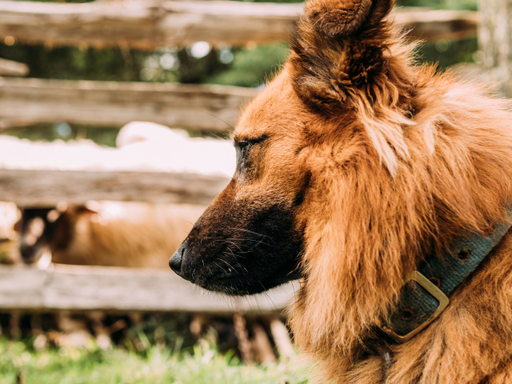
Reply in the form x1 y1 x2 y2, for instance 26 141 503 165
304 0 393 37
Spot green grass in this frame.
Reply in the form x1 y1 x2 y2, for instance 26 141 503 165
0 339 309 384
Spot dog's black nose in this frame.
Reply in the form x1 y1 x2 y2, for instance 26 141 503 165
169 242 186 276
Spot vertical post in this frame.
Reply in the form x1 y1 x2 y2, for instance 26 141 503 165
479 0 512 97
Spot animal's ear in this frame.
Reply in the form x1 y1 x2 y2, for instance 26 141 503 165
290 0 398 112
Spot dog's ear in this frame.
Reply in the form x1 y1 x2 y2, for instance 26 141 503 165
304 0 379 37
290 0 402 112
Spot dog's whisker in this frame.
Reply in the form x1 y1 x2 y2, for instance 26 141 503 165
224 237 274 248
211 261 228 275
227 228 272 239
226 248 245 260
218 257 236 272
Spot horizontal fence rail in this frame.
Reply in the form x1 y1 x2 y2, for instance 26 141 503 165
0 169 230 207
0 264 297 314
0 0 479 48
0 77 256 132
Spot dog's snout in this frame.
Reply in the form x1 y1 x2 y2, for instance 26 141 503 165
169 242 186 276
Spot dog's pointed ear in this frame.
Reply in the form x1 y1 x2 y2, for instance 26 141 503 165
290 0 398 112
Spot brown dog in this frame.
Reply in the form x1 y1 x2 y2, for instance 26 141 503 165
170 0 512 382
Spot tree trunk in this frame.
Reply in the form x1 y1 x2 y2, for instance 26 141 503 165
479 0 512 97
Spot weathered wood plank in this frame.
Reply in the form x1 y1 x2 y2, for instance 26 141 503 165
0 266 46 308
0 0 478 49
0 264 298 314
0 77 256 132
0 58 29 77
0 0 301 48
0 169 230 207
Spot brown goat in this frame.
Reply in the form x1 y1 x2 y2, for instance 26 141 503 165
20 202 204 269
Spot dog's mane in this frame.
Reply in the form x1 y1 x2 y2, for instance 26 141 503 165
286 0 512 380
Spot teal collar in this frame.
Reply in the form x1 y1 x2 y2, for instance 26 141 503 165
380 211 512 343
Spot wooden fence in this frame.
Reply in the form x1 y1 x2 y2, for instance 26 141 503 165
0 165 299 315
0 1 479 49
0 169 229 207
0 77 256 132
0 263 296 314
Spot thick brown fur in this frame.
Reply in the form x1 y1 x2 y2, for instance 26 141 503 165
174 0 512 382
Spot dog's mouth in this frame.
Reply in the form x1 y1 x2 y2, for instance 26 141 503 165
170 239 303 296
192 266 302 296
197 275 266 296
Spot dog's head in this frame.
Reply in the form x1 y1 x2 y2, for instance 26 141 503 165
169 0 415 295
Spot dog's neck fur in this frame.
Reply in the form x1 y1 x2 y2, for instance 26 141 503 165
285 1 512 382
290 70 512 383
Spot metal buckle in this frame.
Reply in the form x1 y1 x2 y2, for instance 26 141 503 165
380 271 450 343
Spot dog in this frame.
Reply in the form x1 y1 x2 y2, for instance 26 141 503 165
170 0 512 382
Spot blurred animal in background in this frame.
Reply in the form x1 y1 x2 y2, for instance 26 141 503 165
19 201 205 269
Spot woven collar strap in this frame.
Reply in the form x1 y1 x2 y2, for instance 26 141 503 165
380 215 512 343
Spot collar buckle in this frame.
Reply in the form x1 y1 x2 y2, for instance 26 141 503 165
380 271 450 343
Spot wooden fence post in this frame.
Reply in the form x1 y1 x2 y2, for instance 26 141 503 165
478 0 512 97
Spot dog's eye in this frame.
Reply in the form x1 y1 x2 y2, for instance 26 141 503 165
239 140 251 157
235 136 267 175
236 140 252 173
